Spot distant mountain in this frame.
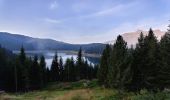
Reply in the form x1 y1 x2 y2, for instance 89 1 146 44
0 32 105 54
106 29 165 46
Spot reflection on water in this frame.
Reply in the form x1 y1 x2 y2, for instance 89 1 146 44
13 50 100 68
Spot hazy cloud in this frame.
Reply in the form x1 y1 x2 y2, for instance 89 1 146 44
44 18 62 24
49 1 59 10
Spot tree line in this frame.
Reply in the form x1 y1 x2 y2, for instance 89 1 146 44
98 26 170 92
0 46 98 92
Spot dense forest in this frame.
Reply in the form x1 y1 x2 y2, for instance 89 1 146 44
1 25 170 95
98 26 170 92
0 46 98 92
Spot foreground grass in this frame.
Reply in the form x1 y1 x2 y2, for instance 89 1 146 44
1 80 170 100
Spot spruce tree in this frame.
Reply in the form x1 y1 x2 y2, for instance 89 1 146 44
18 46 29 91
64 58 71 81
46 67 51 82
59 56 64 81
107 35 130 90
76 47 83 80
130 32 146 91
142 28 159 90
29 55 41 89
39 55 47 87
98 44 111 86
158 25 170 89
70 57 76 81
50 52 59 82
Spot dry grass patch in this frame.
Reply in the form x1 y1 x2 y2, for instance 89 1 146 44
56 89 93 100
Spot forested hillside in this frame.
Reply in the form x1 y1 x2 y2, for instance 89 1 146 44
98 27 170 92
0 46 98 92
0 32 105 54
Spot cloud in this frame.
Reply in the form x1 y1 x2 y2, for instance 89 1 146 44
49 1 59 10
103 17 169 41
43 1 139 25
44 18 62 24
75 1 138 19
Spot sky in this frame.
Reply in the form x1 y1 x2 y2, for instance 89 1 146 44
0 0 170 44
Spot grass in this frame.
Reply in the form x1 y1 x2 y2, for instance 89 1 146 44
1 80 170 100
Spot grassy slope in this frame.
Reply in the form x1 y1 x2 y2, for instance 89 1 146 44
1 80 170 100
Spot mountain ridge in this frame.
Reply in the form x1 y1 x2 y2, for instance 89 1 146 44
106 29 166 46
0 32 106 54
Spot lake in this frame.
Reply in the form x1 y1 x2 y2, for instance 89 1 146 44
13 50 100 68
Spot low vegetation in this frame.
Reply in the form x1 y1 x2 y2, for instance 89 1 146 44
1 80 170 100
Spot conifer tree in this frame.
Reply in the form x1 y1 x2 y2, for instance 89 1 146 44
76 47 83 80
98 44 111 86
107 35 130 90
40 55 47 87
59 56 64 81
141 28 159 90
130 32 146 91
29 55 41 89
84 59 89 79
158 25 170 89
64 58 71 81
50 52 59 82
46 67 51 82
70 57 76 81
93 64 99 79
18 46 29 91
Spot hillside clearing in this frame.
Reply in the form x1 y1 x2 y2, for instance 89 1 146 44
1 80 170 100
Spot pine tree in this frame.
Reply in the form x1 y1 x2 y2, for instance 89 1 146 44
130 32 146 91
142 28 159 90
158 25 170 89
46 67 51 82
50 52 59 82
107 35 130 90
84 59 89 79
88 63 93 80
0 46 15 91
59 56 64 81
39 55 47 87
64 58 71 81
70 57 76 81
18 46 29 91
98 44 111 86
76 47 83 80
93 64 99 79
29 55 41 89
19 46 26 65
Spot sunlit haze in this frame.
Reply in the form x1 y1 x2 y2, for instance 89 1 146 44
0 0 170 43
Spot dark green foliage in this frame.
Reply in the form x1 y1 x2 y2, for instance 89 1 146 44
140 29 159 90
76 47 83 80
29 55 41 89
0 46 15 91
64 58 72 81
40 55 47 87
59 56 64 81
74 47 97 81
158 26 170 89
98 27 170 92
69 57 76 81
0 45 97 92
50 52 60 82
107 35 132 90
130 32 145 91
98 44 111 86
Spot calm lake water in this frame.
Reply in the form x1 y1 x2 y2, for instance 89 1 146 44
13 50 100 68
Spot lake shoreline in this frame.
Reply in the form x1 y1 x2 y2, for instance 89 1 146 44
13 50 101 58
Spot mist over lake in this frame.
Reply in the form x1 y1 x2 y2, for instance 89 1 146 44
13 50 100 68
